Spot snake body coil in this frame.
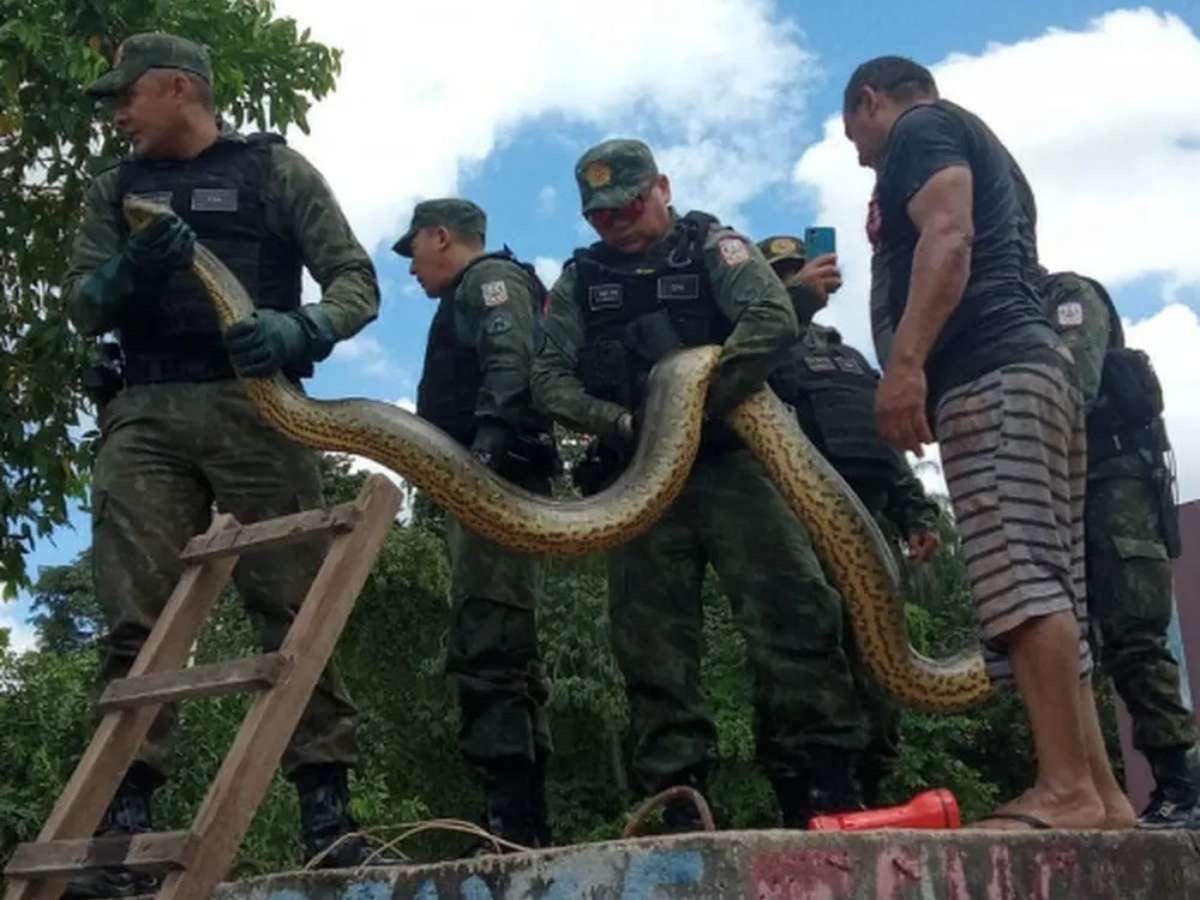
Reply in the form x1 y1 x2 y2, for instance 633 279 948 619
124 197 990 712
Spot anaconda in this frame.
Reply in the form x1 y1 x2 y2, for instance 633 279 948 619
122 196 990 713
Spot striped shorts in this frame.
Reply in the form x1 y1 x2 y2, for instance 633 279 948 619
934 361 1091 685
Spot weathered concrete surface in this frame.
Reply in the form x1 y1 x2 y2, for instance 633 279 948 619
214 829 1200 899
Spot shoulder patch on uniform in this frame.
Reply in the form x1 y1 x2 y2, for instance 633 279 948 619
485 312 513 335
481 280 509 307
1056 301 1083 327
718 236 751 266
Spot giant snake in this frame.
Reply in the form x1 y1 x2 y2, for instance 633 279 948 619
124 197 990 713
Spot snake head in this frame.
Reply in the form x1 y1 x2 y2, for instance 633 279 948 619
122 195 173 233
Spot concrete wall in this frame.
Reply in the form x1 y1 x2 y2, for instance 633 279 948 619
215 830 1200 900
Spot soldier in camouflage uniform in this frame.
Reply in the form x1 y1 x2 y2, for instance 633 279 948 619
65 33 384 894
1039 269 1199 829
394 199 559 847
758 234 943 804
532 139 869 830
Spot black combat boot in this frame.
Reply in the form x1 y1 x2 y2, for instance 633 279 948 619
295 763 401 867
1140 746 1200 830
63 764 162 899
773 751 865 829
481 764 546 850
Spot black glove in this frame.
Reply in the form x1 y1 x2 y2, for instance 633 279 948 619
471 423 512 471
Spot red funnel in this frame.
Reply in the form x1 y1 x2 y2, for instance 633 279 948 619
808 789 960 831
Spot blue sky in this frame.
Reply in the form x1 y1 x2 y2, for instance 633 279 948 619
5 1 1199 649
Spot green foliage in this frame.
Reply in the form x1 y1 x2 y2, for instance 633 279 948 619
0 0 341 588
0 456 1132 871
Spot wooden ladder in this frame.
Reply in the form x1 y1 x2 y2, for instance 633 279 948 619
3 473 403 900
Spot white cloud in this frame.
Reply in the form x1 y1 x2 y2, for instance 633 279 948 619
533 256 563 290
537 186 557 216
330 333 405 379
276 0 814 255
0 603 38 655
794 8 1200 356
1125 304 1200 502
792 9 1200 503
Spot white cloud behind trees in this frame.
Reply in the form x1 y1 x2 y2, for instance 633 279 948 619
793 8 1200 499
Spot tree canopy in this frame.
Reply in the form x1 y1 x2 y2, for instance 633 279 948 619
0 0 341 589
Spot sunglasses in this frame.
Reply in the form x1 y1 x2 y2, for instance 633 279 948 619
584 191 648 230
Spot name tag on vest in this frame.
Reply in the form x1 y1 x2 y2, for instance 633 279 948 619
657 274 700 301
126 191 174 209
834 356 864 374
804 355 837 372
589 284 623 311
191 188 239 212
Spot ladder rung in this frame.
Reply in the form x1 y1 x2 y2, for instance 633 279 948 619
4 830 198 878
98 653 292 711
179 503 360 563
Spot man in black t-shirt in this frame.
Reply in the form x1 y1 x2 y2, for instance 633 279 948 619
842 56 1135 831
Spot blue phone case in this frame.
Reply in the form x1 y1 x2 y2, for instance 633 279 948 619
804 226 836 259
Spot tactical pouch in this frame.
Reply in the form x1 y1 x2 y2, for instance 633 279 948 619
505 432 563 480
1099 347 1164 428
624 309 682 364
571 438 627 497
577 339 630 405
82 342 125 408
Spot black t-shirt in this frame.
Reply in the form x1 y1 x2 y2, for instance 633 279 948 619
874 99 1060 401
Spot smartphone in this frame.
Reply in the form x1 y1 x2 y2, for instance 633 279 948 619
804 226 837 259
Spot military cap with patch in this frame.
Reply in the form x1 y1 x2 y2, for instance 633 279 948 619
392 198 487 257
757 235 807 267
574 138 659 213
86 32 212 97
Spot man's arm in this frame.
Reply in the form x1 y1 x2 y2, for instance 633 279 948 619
531 266 629 439
705 230 799 418
458 261 538 450
269 146 380 352
876 164 974 451
64 170 127 336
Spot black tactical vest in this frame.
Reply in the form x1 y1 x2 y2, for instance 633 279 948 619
572 211 731 411
116 134 303 383
417 250 551 449
771 334 906 484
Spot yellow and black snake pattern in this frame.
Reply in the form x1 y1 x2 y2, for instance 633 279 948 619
124 197 990 712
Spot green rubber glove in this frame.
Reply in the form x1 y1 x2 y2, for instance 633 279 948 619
125 214 196 272
223 309 311 377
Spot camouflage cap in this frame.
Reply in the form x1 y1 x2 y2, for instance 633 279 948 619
574 139 658 213
757 235 807 267
86 32 212 97
392 198 487 257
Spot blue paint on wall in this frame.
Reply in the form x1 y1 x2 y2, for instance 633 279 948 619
342 882 394 900
460 875 494 900
620 850 704 899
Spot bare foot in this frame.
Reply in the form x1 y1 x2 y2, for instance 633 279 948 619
970 785 1106 831
1099 788 1136 830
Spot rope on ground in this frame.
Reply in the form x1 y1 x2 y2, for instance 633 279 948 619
621 785 716 839
303 819 532 872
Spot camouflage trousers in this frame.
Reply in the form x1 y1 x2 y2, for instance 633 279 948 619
1087 472 1200 752
92 381 357 780
608 448 868 795
444 470 552 773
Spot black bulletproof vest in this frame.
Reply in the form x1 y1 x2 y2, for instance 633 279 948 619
417 250 548 446
117 134 303 381
772 337 906 484
572 212 731 410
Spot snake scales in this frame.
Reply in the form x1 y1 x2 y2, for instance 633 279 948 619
124 197 989 712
